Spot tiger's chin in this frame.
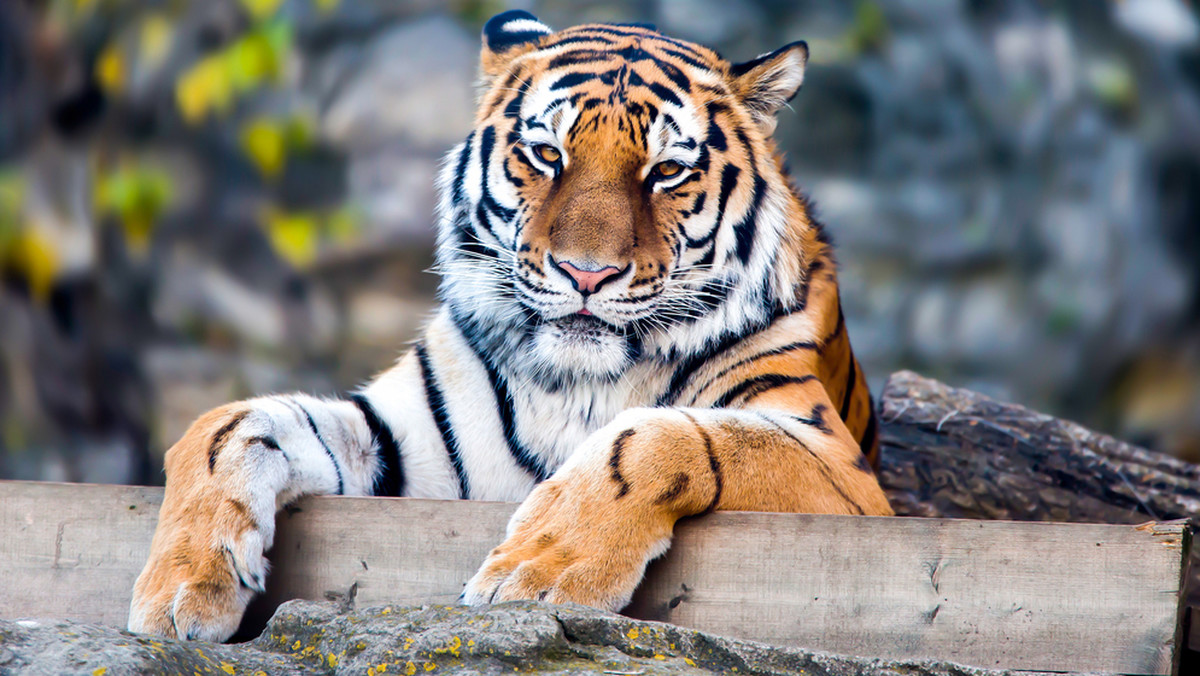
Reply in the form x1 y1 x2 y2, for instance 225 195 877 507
527 314 633 383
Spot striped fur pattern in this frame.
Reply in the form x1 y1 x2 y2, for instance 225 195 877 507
129 12 892 641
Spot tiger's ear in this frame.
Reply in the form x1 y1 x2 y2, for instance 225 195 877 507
729 41 808 135
480 10 553 82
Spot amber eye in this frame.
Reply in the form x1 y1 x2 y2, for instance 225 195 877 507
654 160 684 179
533 144 561 164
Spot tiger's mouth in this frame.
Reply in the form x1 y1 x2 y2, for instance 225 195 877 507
552 313 622 337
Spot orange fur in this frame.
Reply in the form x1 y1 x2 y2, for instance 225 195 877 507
129 405 264 640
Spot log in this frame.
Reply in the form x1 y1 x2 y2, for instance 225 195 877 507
877 370 1200 524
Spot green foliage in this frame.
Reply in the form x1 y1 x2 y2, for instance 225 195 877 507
175 19 293 124
95 163 174 254
239 113 315 179
1087 59 1138 113
0 170 59 302
452 0 507 29
846 1 889 55
262 205 364 269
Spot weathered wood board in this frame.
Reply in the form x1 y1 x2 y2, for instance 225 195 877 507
0 480 1190 674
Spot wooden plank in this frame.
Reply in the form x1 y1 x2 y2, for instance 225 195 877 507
0 482 163 628
0 480 1188 674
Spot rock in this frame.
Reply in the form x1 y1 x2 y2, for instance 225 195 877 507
0 617 309 675
318 15 477 153
3 599 1037 675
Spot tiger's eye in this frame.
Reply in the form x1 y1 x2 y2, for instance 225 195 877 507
534 145 561 163
655 161 683 178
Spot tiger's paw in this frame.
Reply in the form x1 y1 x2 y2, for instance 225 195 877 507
128 405 279 641
127 519 265 641
461 473 674 611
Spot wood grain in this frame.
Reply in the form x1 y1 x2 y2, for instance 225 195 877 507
877 370 1200 523
0 480 1189 674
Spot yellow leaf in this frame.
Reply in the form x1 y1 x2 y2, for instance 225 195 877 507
176 55 232 124
224 34 272 92
11 228 61 302
282 113 314 150
96 45 125 95
0 171 23 247
240 118 286 178
315 0 341 13
140 14 174 68
326 208 360 245
261 20 293 81
96 165 173 255
240 0 285 21
264 209 319 268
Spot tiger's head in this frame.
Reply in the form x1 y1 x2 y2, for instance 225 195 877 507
437 11 820 384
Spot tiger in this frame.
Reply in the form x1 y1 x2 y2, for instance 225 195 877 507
128 11 893 641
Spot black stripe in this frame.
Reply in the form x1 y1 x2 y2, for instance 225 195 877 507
657 329 753 406
655 297 795 406
705 104 727 151
790 403 833 435
416 344 470 499
646 81 682 107
548 49 612 68
840 349 857 422
733 176 767 264
568 25 710 57
450 311 550 481
793 258 824 313
294 401 344 495
650 59 691 92
456 215 498 262
208 411 249 473
859 396 879 461
658 46 710 71
713 374 817 409
683 163 739 250
450 133 474 205
546 35 618 48
550 71 597 90
822 304 846 349
758 415 865 515
476 126 516 225
246 435 281 451
689 340 819 405
711 163 741 232
680 411 722 513
503 77 531 118
609 429 635 499
350 393 404 497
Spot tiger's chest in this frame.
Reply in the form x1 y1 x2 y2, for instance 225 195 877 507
506 361 669 472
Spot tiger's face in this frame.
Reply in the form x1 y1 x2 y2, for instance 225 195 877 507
437 13 809 383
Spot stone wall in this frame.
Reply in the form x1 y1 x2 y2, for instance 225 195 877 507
1 0 1198 482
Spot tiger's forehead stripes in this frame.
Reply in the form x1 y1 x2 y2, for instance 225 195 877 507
492 26 727 117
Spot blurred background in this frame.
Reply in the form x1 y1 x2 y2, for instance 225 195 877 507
1 0 1198 485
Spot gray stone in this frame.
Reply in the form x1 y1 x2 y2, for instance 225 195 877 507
1 599 1054 675
318 15 477 152
0 617 309 675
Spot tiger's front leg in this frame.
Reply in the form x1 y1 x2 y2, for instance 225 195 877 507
462 402 892 609
127 394 381 641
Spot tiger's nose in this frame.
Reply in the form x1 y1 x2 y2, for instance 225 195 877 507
551 258 625 295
